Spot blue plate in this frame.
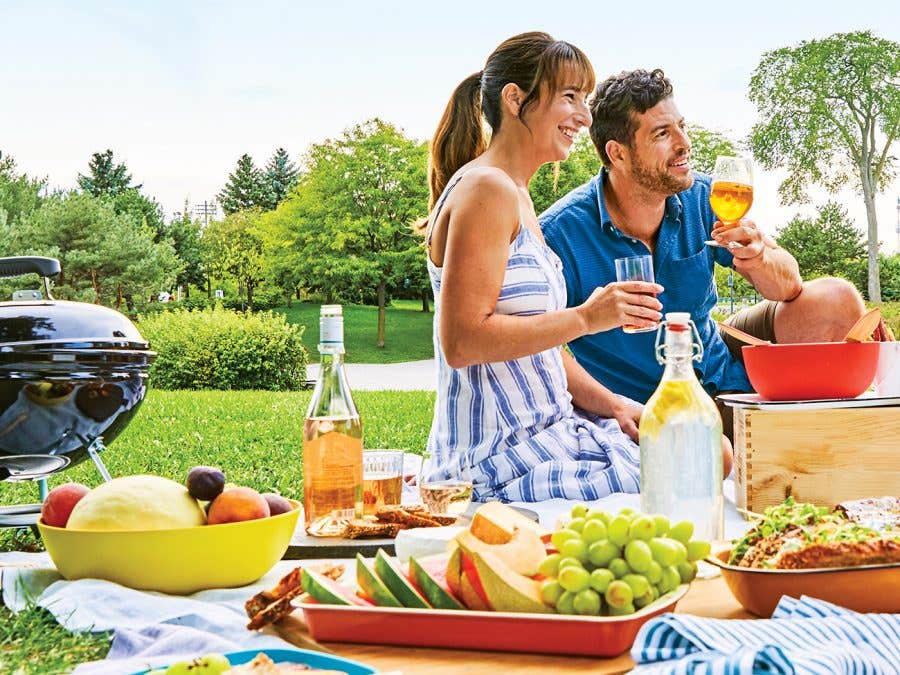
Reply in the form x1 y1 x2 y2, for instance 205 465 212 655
131 647 376 674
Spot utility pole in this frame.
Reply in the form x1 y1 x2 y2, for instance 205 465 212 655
193 199 217 228
895 196 899 254
728 269 734 315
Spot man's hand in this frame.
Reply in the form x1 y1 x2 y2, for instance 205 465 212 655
714 218 802 301
712 218 766 269
612 401 642 443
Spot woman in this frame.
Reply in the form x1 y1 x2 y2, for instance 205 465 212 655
424 32 665 502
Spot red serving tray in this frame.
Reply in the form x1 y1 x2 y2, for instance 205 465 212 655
299 584 688 657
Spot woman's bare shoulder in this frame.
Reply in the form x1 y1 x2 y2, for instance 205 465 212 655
457 166 517 194
451 166 518 215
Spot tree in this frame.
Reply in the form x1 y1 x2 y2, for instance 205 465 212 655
748 31 900 302
878 253 899 302
686 124 740 175
264 148 298 210
0 153 45 246
266 119 429 346
202 209 266 308
218 154 271 215
530 134 600 214
75 149 165 242
167 202 206 298
714 262 757 310
77 149 138 197
775 201 867 292
10 191 179 310
111 188 166 241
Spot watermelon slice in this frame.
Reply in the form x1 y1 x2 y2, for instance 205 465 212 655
301 568 371 606
373 548 430 608
408 554 465 610
356 554 402 607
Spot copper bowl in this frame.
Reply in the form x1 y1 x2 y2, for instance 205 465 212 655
706 548 900 617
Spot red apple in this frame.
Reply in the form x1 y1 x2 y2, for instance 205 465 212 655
41 483 91 528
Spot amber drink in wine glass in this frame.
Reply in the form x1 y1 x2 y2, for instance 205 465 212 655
706 156 753 248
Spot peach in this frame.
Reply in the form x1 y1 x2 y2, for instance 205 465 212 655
261 492 293 516
207 487 270 525
41 483 91 528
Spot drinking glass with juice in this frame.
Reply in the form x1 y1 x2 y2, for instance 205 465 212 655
614 254 658 334
362 450 404 515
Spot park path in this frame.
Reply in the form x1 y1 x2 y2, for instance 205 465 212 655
306 359 436 391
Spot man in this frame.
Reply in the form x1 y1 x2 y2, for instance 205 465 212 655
540 69 866 439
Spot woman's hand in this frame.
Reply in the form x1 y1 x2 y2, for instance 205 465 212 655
577 281 664 334
612 401 642 443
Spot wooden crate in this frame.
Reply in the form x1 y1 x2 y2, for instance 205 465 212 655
733 405 900 513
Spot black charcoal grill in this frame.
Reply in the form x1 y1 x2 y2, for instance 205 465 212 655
0 257 155 526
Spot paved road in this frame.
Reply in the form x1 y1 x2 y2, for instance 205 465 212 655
306 359 436 391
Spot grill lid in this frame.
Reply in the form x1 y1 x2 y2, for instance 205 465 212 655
0 300 148 349
0 257 150 350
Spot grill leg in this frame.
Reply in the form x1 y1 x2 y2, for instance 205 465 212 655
86 438 113 482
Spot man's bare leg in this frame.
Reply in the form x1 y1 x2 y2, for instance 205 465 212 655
773 277 866 344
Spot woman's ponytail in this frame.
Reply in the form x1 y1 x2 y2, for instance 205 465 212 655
428 71 485 208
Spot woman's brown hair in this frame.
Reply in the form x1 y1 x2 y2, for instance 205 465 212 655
427 32 595 208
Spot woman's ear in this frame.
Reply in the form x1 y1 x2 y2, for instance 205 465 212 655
500 82 525 118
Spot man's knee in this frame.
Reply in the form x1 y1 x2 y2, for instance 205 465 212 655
800 276 865 313
777 276 865 342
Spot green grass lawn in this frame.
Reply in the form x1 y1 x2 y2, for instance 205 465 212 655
0 389 435 674
276 300 434 364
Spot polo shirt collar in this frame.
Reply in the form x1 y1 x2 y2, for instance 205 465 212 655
593 168 684 236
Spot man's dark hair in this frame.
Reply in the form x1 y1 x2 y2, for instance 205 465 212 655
589 69 673 167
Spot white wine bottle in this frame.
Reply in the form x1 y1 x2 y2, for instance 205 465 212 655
303 305 363 536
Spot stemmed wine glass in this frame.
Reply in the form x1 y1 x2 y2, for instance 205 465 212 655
418 451 473 516
705 156 753 248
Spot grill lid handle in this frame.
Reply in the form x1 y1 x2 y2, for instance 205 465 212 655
0 257 61 279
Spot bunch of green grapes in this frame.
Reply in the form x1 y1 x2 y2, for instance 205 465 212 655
537 506 711 616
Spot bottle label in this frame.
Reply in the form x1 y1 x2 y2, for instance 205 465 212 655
320 314 343 346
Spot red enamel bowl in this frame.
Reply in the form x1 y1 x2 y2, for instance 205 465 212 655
741 342 880 401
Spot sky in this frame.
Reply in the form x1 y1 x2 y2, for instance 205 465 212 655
1 0 899 252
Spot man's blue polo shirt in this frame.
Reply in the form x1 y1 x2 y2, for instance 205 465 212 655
540 169 752 403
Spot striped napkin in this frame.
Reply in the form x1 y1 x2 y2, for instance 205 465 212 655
631 595 900 674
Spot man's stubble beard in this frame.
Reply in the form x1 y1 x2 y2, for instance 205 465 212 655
630 151 694 196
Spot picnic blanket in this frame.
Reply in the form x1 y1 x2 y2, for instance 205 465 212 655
2 555 300 674
631 595 900 674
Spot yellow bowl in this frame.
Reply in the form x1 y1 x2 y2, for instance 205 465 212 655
37 500 300 595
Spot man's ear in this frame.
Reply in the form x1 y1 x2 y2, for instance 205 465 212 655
606 139 628 167
500 82 525 118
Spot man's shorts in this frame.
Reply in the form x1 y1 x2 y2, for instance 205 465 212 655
718 299 779 364
715 300 779 444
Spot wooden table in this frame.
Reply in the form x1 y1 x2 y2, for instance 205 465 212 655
273 575 752 674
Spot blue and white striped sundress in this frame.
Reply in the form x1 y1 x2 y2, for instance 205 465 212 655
425 173 641 503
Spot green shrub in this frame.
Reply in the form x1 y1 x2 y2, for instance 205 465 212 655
138 306 307 390
878 302 899 337
179 294 213 311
